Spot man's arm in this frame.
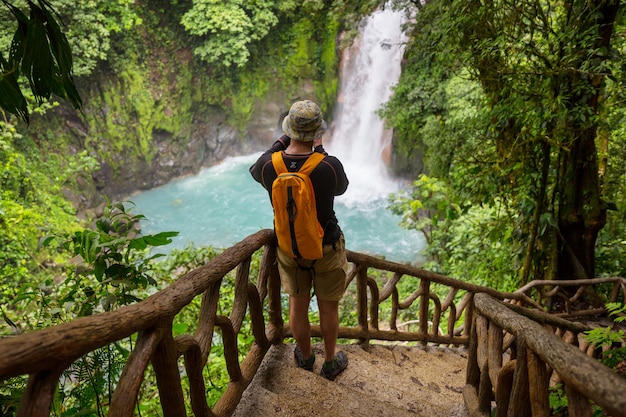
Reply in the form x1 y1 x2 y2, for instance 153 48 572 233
333 159 349 196
249 135 291 184
313 136 348 195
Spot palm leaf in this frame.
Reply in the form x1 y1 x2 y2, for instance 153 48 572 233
0 50 29 122
0 0 82 122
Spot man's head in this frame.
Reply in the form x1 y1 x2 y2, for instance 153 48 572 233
282 100 327 142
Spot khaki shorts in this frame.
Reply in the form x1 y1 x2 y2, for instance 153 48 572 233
277 235 348 302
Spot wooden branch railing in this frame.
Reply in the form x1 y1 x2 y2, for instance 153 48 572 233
514 277 626 317
0 229 280 417
330 250 533 346
465 293 626 417
1 229 624 416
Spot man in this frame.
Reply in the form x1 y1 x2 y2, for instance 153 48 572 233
249 99 350 380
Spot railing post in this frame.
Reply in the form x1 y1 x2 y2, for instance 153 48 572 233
488 321 503 387
462 293 475 339
247 283 269 349
197 282 220 361
176 335 215 417
367 277 380 330
215 316 243 382
111 328 162 417
476 315 492 413
390 288 399 331
564 383 593 417
256 244 274 302
419 279 430 344
356 264 369 344
231 257 251 334
151 325 187 417
466 313 480 389
463 311 491 417
267 251 284 343
527 350 550 417
507 335 531 417
17 364 67 417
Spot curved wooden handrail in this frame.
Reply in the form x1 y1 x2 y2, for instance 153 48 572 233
513 277 626 316
342 249 530 345
1 229 624 416
0 229 276 380
347 250 522 300
465 293 626 417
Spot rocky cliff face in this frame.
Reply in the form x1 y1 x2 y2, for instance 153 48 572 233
91 106 283 214
37 74 294 216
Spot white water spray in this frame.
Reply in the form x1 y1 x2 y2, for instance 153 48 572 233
327 6 407 205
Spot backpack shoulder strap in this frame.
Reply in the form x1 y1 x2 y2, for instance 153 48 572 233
298 152 325 176
271 151 288 175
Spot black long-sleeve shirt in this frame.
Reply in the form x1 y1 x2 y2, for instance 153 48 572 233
249 135 349 245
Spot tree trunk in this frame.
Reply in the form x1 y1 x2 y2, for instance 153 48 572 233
557 132 604 280
556 0 619 281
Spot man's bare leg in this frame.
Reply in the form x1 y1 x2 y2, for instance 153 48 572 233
317 298 339 362
290 295 312 358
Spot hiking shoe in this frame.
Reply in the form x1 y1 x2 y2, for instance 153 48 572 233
320 351 348 381
294 345 315 371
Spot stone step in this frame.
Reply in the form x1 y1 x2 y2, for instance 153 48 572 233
368 343 468 398
233 384 344 417
336 344 468 416
233 342 469 417
237 343 420 417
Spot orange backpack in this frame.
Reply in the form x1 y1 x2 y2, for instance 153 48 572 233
271 151 325 259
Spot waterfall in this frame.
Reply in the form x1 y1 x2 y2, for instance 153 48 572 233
130 6 425 263
327 6 407 205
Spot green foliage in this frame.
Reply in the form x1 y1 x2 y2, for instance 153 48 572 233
606 303 626 323
44 201 177 316
583 303 626 372
585 325 625 348
595 52 626 277
314 17 340 105
53 0 111 77
383 0 626 285
101 0 143 33
549 383 606 417
380 22 459 162
1 202 180 415
548 383 568 416
0 376 25 415
0 0 143 123
183 0 343 131
549 383 607 417
389 174 464 244
54 344 128 417
0 120 89 313
152 244 222 277
1 0 143 75
181 0 287 68
389 174 523 290
81 63 193 168
438 205 522 291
